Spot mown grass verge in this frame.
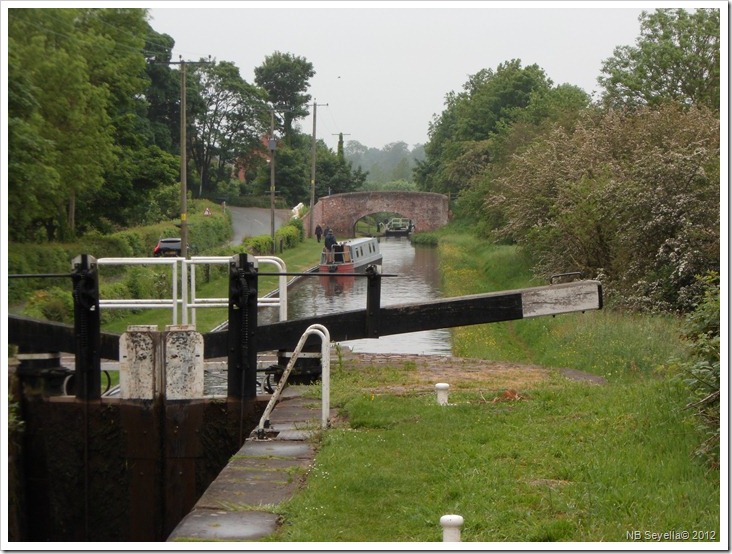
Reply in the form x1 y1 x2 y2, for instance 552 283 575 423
265 228 720 543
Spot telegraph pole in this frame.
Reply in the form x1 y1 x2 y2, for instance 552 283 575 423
309 100 328 237
162 56 212 259
332 133 351 160
267 104 297 252
180 59 187 258
269 107 277 253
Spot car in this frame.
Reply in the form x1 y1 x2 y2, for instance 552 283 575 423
153 237 182 257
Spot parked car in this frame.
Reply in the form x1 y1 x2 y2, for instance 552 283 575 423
153 237 182 257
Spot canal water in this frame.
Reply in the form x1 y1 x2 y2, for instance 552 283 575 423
266 237 452 355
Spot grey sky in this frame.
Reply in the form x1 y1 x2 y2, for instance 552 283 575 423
148 2 655 150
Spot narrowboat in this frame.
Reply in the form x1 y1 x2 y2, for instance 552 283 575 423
319 237 382 273
384 217 415 236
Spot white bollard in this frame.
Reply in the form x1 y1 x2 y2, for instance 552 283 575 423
435 382 450 405
440 514 464 542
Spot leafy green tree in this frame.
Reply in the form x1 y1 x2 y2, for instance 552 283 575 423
416 60 552 196
254 52 315 141
74 8 177 233
249 132 305 206
315 144 367 197
599 8 720 110
189 60 269 196
143 28 179 153
8 8 116 240
7 40 60 241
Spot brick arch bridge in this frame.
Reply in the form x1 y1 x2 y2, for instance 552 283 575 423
306 191 449 238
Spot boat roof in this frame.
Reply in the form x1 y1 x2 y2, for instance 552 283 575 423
342 237 378 245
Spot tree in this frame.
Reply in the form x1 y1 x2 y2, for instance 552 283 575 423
599 8 720 110
189 60 269 196
7 39 60 241
143 28 179 153
254 52 315 141
8 8 116 240
489 103 719 313
315 144 367 197
416 60 552 195
74 8 175 233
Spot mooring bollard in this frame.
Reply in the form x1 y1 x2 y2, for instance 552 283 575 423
440 514 464 542
435 382 450 405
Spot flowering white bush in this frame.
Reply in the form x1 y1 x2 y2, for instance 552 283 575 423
489 103 719 313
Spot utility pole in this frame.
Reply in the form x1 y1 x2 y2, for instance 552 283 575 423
161 55 212 259
309 100 328 237
332 133 351 160
269 107 277 254
267 104 296 253
180 59 187 258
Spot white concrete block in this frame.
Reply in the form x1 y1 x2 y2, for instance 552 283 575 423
119 325 159 400
164 325 203 400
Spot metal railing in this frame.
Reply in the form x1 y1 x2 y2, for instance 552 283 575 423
97 257 182 322
187 255 287 325
255 324 331 439
96 255 288 326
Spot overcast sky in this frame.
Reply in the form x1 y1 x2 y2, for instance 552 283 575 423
146 2 659 150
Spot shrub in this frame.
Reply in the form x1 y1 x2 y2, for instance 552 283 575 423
410 232 439 246
275 222 302 250
24 287 74 323
674 272 720 467
242 235 275 255
490 104 720 314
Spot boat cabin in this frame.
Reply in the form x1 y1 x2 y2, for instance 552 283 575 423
319 237 382 273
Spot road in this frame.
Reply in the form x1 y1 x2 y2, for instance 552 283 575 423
228 206 293 246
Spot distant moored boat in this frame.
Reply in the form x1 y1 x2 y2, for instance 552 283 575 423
384 217 415 236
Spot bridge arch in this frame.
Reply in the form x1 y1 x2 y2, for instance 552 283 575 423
306 191 449 238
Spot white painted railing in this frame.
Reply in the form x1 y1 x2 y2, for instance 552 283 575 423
186 255 287 325
255 324 331 438
97 257 183 323
96 255 288 326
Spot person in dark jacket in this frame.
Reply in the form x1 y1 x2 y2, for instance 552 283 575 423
324 230 337 263
315 224 323 243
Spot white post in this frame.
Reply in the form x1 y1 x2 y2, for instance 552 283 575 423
440 514 464 542
435 382 450 405
315 325 331 429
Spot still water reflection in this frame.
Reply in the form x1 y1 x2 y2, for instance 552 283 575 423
267 237 452 355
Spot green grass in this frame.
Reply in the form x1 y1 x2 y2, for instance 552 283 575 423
437 233 688 381
261 227 719 543
270 375 717 542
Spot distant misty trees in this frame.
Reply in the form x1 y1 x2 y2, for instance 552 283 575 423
344 141 425 186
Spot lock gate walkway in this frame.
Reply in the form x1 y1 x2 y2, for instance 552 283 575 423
166 383 329 542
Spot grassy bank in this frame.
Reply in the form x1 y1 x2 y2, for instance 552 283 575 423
437 234 688 382
266 228 720 543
